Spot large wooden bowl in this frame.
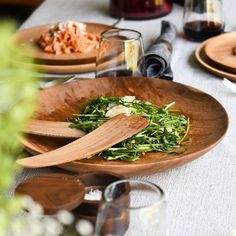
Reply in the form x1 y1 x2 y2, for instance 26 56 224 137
23 77 228 176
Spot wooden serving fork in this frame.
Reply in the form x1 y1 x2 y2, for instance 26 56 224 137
25 119 86 139
17 114 148 168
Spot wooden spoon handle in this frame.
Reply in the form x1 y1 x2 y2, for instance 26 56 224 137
17 114 149 168
25 120 86 139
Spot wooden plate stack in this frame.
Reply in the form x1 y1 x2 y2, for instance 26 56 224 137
14 23 114 74
195 32 236 81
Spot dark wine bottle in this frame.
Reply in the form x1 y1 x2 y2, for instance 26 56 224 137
109 0 173 20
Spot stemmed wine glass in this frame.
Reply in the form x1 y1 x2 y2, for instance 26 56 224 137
95 28 146 77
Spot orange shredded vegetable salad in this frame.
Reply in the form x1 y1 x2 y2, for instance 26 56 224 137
38 21 100 55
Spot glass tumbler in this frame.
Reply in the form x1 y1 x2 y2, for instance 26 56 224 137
95 180 166 236
95 29 145 77
183 0 224 41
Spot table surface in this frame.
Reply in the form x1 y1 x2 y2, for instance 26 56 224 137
18 0 236 235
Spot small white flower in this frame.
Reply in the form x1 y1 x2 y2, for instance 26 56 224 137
28 219 44 235
42 216 64 236
30 203 44 219
57 210 74 225
21 195 35 210
76 219 94 236
21 196 44 219
10 218 25 236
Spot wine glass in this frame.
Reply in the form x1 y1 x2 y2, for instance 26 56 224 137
95 180 166 236
95 28 146 77
183 0 224 41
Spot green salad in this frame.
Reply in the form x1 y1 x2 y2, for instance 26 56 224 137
68 96 190 161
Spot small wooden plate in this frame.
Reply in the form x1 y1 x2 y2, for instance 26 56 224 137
15 173 85 215
21 77 228 177
15 22 113 65
195 39 236 81
15 60 95 74
204 32 236 73
13 51 124 74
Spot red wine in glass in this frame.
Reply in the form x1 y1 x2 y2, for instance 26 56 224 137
184 20 224 41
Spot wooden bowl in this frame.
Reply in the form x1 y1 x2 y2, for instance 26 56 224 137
75 171 125 215
23 77 228 176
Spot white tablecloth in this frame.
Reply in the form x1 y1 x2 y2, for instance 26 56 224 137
18 1 236 235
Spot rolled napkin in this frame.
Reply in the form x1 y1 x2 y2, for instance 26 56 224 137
142 21 177 80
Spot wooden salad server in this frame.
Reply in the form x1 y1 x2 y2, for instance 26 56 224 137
25 119 86 139
17 114 149 168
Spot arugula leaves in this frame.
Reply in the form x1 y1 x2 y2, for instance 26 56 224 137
68 96 189 161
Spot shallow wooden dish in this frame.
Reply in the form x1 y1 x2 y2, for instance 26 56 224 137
195 39 236 81
14 60 95 74
15 22 113 65
13 51 124 74
204 32 236 73
22 77 228 177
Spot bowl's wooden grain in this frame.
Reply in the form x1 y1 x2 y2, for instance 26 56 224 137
23 77 228 176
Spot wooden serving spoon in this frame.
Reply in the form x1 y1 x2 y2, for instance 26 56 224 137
17 114 148 168
25 119 86 139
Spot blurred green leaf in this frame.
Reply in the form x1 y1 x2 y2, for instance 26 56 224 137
0 20 38 234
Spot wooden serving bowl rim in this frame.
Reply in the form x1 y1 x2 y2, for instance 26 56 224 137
23 77 229 176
